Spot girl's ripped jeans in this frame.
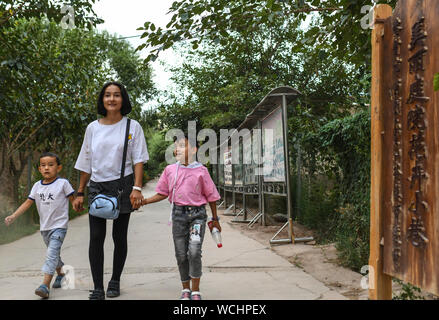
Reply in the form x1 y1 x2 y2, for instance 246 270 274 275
171 205 207 282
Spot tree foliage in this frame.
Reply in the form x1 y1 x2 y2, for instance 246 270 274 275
1 19 107 176
104 34 157 125
0 0 102 29
0 17 155 208
137 0 397 67
158 13 369 133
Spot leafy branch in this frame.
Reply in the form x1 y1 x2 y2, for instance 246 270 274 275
434 73 439 91
137 1 345 63
7 118 50 157
0 1 26 27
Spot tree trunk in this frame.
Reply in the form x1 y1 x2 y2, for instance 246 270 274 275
0 162 19 217
0 148 28 218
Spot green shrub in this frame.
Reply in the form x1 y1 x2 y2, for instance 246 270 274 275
294 173 339 243
334 204 370 271
297 109 371 271
0 219 40 245
392 279 425 300
0 195 38 245
143 129 172 182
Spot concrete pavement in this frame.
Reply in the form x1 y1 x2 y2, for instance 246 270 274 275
0 180 346 300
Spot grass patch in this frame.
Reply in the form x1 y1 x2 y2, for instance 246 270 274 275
0 196 88 245
0 217 40 245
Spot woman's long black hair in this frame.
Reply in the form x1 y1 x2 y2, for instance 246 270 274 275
97 81 132 116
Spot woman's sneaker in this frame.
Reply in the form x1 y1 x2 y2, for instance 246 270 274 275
52 274 65 288
180 289 191 300
191 291 202 300
106 280 120 298
35 284 50 299
89 288 105 300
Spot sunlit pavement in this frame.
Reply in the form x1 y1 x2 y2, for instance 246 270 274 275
0 179 346 300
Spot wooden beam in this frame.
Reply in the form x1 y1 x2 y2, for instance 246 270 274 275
369 3 393 300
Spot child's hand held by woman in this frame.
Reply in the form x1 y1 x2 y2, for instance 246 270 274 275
130 188 143 209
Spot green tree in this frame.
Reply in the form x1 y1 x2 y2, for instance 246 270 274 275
158 14 368 132
0 18 155 211
103 32 157 126
0 0 102 29
137 0 397 68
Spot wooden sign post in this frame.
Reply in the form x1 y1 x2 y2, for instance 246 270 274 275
370 0 439 299
369 4 393 300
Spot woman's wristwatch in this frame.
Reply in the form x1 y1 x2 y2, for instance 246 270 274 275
211 216 220 221
132 186 142 192
76 191 85 197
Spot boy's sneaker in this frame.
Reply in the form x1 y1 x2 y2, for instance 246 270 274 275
180 289 191 300
191 291 202 300
35 284 50 299
52 274 65 288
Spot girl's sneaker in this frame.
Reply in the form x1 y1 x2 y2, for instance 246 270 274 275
180 289 191 300
191 291 202 300
35 284 50 299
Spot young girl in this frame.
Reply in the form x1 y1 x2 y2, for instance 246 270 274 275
141 135 221 300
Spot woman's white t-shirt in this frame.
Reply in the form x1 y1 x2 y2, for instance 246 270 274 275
74 117 149 182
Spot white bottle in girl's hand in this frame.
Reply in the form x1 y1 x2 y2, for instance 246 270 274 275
208 220 222 248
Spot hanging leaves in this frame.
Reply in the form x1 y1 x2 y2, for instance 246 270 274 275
136 0 397 66
434 73 439 92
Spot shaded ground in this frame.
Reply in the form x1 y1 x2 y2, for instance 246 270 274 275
221 210 369 300
222 209 439 300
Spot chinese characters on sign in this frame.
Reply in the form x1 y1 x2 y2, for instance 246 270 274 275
391 13 431 271
379 0 439 296
392 16 403 270
406 16 429 249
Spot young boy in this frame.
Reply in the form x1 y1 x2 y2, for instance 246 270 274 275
4 152 75 299
141 135 222 300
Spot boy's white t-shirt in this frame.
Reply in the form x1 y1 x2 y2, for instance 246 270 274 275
74 117 149 182
28 178 75 231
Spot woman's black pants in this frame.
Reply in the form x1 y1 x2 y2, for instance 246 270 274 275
88 213 131 290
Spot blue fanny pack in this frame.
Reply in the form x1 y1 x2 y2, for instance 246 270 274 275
89 194 120 220
88 119 130 220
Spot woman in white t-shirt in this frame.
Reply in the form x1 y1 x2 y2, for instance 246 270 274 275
73 81 149 300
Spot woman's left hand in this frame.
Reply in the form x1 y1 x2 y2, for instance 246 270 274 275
130 189 144 209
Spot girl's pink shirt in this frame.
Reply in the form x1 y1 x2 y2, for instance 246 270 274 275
155 163 221 206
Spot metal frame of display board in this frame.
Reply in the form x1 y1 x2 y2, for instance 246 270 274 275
210 86 313 245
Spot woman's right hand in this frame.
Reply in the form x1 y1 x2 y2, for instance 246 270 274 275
73 196 85 212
